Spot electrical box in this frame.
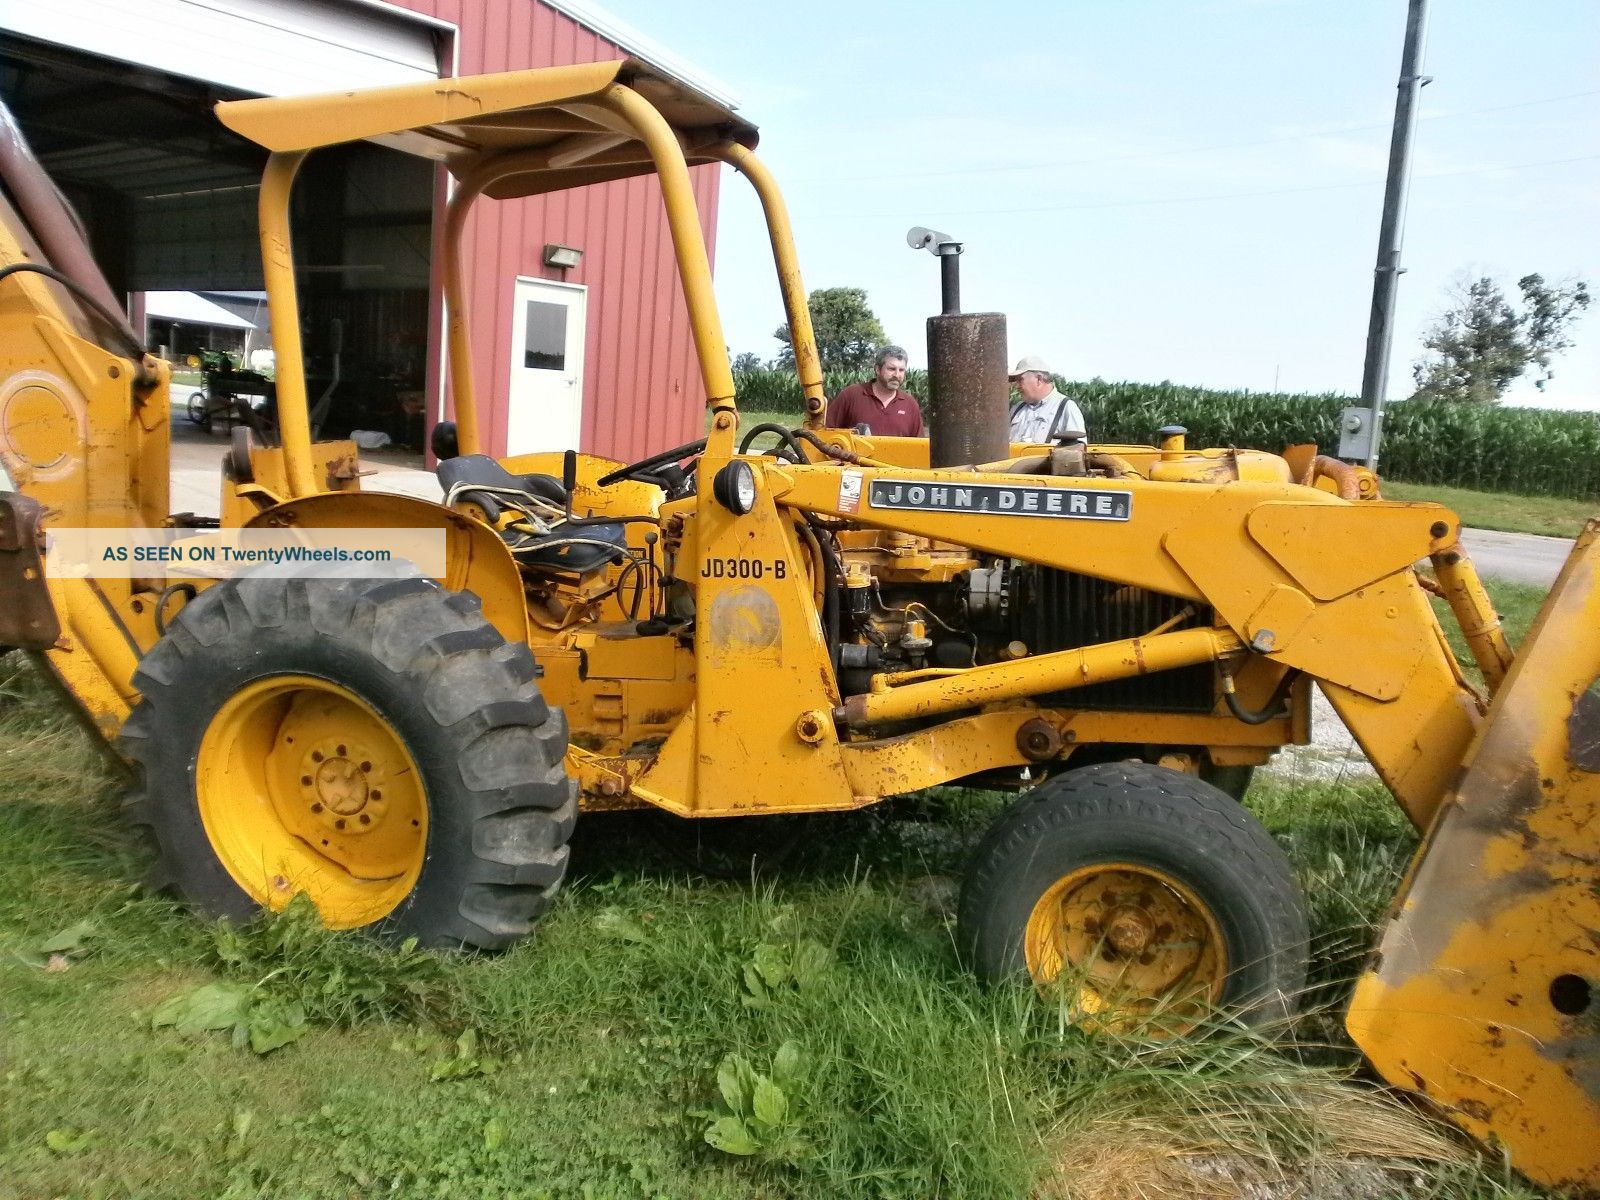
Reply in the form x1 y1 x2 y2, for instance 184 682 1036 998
1338 406 1376 462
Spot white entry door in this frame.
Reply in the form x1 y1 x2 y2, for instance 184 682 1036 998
505 277 586 456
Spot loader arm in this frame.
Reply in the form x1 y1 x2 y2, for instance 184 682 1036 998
1349 521 1600 1192
771 459 1483 829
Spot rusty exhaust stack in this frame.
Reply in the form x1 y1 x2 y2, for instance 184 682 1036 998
908 227 1008 467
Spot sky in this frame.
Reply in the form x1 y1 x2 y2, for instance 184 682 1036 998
595 0 1599 410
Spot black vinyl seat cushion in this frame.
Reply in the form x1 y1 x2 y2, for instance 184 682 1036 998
436 454 566 521
514 523 628 573
436 453 626 573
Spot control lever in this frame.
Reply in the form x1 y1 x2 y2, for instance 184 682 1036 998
557 446 656 530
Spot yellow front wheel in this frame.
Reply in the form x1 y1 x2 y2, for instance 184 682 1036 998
1022 863 1229 1031
958 762 1307 1032
195 674 429 929
120 571 576 950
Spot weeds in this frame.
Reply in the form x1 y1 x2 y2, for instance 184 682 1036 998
140 894 464 1056
0 627 1556 1197
204 893 459 1030
700 1041 808 1159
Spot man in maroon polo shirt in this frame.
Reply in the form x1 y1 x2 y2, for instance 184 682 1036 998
824 345 924 436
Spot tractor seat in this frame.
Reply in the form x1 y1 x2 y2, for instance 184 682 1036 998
437 453 627 574
436 454 566 521
512 523 629 574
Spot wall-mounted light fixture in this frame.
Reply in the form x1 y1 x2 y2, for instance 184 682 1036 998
542 243 583 270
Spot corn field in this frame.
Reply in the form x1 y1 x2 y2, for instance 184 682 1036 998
732 369 1600 500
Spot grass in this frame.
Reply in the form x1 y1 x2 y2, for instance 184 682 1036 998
1382 479 1595 539
0 575 1558 1199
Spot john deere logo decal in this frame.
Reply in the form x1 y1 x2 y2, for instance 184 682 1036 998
868 480 1132 521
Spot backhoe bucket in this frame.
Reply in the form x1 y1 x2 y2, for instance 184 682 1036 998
1348 521 1600 1191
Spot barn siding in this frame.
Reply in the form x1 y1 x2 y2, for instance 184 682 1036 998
387 0 723 461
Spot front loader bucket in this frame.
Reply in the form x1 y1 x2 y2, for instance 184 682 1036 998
1348 521 1600 1191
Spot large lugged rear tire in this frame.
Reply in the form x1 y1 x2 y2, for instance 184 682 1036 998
119 570 576 950
958 762 1307 1030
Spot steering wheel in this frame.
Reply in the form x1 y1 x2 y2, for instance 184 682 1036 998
596 436 709 492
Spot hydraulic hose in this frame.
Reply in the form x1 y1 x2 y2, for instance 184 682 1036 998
739 422 805 461
1223 668 1301 725
0 262 144 359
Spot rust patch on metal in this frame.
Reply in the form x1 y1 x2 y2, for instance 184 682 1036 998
1569 682 1600 773
1548 1031 1600 1101
1460 758 1543 843
0 492 61 650
1473 865 1556 925
1373 760 1550 986
1016 716 1062 762
925 312 1009 468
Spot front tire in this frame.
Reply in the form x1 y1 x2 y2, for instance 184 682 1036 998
119 571 576 950
958 762 1307 1030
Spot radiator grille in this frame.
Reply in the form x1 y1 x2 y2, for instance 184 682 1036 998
1013 569 1217 713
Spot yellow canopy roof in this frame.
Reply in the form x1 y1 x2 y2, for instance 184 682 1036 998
216 59 758 199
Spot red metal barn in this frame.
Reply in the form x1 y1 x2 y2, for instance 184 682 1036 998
0 0 733 463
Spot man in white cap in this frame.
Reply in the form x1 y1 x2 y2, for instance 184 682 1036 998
1008 355 1088 445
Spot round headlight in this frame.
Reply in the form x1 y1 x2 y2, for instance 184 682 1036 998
713 460 759 515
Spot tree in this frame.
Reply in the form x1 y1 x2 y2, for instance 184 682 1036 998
772 287 888 372
731 351 764 373
1411 272 1590 404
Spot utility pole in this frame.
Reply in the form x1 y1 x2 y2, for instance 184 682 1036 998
1347 0 1430 470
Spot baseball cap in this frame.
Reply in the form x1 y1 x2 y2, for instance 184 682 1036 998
1008 355 1053 380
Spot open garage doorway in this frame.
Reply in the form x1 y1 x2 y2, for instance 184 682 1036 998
0 35 440 514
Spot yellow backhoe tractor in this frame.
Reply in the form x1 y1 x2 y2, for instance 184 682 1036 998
0 63 1593 1190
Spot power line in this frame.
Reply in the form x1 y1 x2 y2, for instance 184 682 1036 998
806 152 1600 221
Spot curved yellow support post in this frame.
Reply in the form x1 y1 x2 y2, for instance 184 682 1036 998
1430 539 1514 694
597 85 737 461
441 173 489 457
258 150 318 498
714 142 827 428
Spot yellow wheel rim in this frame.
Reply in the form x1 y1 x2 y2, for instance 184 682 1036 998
196 674 428 929
1024 862 1228 1033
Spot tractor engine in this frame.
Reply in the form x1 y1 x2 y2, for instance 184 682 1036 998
832 532 1215 714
